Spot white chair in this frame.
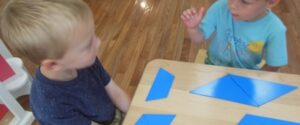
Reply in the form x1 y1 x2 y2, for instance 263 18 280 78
2 57 32 98
0 40 32 98
0 40 13 58
0 40 34 125
0 83 34 125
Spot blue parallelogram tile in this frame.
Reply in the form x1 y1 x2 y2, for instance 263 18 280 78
238 114 300 125
135 114 176 125
146 68 175 101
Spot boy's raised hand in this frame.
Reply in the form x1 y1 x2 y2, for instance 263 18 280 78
181 7 205 29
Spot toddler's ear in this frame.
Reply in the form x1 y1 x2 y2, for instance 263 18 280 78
267 0 280 8
41 59 61 71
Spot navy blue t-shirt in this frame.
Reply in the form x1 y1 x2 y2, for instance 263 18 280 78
30 58 115 125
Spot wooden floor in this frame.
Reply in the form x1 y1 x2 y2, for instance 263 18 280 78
13 0 300 97
1 0 300 124
84 0 300 96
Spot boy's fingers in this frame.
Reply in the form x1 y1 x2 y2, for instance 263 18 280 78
196 7 205 20
183 11 188 16
182 8 199 21
182 11 189 19
184 10 193 19
183 11 189 16
191 8 197 15
180 15 185 20
181 15 189 21
186 10 191 15
198 7 205 16
182 14 190 21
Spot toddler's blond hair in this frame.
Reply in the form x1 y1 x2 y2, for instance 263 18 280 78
0 0 92 64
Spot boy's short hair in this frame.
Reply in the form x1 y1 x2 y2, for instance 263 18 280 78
0 0 92 64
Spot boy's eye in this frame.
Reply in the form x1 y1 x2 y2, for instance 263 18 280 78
241 0 251 5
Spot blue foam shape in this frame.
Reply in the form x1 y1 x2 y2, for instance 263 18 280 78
190 74 297 107
229 74 297 106
146 68 175 101
135 114 176 125
190 75 258 106
238 114 300 125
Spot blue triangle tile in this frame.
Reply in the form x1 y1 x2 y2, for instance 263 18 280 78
190 75 258 106
229 74 297 106
239 114 300 125
135 114 176 125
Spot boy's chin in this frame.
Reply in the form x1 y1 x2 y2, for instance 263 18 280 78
79 58 96 69
232 14 248 21
232 16 242 21
233 17 248 22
